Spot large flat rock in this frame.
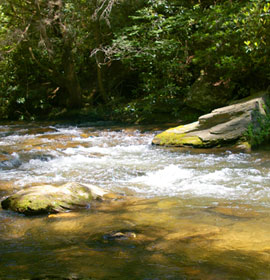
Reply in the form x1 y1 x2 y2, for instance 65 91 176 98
152 93 269 149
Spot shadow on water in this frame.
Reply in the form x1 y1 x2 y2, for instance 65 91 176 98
1 197 270 280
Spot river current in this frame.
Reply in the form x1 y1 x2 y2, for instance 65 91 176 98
0 122 270 279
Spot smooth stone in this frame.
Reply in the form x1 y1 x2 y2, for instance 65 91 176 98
103 231 137 241
1 182 110 215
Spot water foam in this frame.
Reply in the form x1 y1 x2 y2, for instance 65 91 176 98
1 125 270 204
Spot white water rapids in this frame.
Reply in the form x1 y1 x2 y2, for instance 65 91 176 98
1 123 269 206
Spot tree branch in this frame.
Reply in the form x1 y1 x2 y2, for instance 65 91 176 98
92 0 118 26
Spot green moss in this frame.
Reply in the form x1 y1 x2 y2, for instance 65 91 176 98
3 192 88 214
74 186 93 201
8 195 58 214
1 183 97 215
153 131 204 147
235 141 252 152
240 141 251 150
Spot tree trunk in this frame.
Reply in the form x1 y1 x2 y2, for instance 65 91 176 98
96 53 107 103
93 0 107 103
62 40 82 109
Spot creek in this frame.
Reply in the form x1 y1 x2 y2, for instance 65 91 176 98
0 122 270 280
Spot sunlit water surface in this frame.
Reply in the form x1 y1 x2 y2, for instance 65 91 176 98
1 123 270 279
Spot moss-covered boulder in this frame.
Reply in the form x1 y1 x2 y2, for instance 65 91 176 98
1 182 110 215
153 93 269 150
153 122 204 147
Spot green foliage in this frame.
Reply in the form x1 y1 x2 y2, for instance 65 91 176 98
0 0 122 119
112 0 270 117
245 98 270 147
1 0 270 121
111 0 193 116
190 0 270 91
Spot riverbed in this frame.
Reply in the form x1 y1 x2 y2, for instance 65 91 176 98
1 122 270 279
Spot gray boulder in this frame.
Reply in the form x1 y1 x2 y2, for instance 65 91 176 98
1 182 110 215
153 93 270 150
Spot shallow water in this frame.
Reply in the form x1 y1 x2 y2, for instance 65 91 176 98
1 122 270 279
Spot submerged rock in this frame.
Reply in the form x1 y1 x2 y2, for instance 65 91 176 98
153 93 269 150
208 204 260 219
103 231 137 241
1 182 110 215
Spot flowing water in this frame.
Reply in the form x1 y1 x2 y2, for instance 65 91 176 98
1 122 270 279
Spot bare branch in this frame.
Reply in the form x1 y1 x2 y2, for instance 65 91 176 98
92 0 118 26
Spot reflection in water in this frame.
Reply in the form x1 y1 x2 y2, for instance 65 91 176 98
1 123 270 279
